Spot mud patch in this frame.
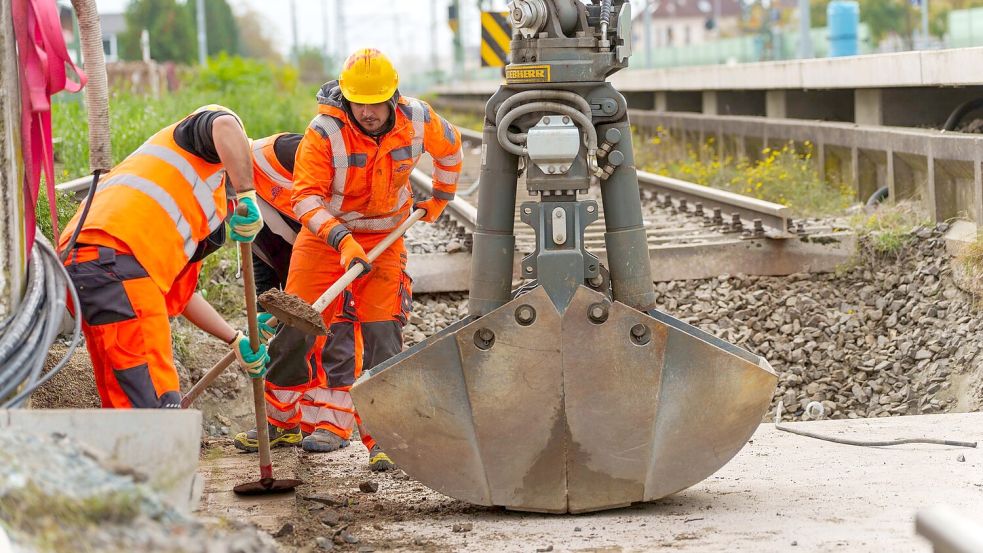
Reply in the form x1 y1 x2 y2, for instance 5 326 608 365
30 342 100 409
258 289 328 336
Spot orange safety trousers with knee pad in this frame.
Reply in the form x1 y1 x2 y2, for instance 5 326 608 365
64 246 201 408
264 228 412 447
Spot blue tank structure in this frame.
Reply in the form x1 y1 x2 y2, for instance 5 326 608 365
828 0 860 57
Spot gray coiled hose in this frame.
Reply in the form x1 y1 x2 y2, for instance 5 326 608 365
0 234 82 408
496 101 599 170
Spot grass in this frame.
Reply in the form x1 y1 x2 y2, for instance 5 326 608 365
954 227 983 300
46 54 318 242
196 244 243 319
48 55 314 310
0 481 143 552
635 126 855 217
439 109 485 132
850 201 929 258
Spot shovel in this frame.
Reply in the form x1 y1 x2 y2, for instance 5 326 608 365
180 314 279 409
258 208 426 335
230 207 302 496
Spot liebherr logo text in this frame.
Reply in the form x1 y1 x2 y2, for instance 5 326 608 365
506 65 551 83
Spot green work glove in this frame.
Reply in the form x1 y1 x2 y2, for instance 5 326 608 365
230 191 264 242
257 312 276 343
230 331 270 379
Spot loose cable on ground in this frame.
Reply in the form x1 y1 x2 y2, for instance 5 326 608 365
0 233 81 408
774 401 977 448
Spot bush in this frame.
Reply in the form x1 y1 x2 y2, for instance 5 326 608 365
850 201 928 258
45 54 318 242
51 54 316 183
636 127 855 217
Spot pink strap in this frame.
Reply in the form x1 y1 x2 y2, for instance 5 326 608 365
12 0 87 254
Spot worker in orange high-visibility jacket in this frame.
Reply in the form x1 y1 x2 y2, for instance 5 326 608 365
245 132 303 297
242 48 462 471
58 105 270 409
232 131 385 452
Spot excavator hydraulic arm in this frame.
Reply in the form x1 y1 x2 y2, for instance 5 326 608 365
352 0 777 513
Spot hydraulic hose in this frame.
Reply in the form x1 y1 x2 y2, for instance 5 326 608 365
0 234 81 408
774 402 977 449
943 97 983 132
496 101 599 161
495 90 593 128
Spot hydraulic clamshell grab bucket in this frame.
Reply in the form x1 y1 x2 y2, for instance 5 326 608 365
351 285 777 513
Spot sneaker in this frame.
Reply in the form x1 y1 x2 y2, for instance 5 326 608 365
368 445 395 472
301 429 351 453
233 423 302 453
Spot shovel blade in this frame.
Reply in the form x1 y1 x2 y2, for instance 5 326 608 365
258 289 329 336
352 286 777 513
232 477 303 496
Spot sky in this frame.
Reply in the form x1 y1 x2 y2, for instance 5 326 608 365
96 0 512 76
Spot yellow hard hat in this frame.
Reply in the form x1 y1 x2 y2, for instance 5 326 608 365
339 48 399 104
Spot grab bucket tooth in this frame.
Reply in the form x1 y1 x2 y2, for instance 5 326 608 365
351 285 777 513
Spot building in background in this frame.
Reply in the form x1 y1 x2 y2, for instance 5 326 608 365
632 0 743 48
99 12 125 63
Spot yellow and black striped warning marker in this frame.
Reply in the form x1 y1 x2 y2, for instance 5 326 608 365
480 11 511 67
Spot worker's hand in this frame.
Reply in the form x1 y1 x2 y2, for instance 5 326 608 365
230 191 264 242
230 331 270 379
337 234 371 277
414 198 448 224
257 312 276 343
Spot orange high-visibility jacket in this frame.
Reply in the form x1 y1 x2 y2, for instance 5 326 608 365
251 133 296 220
59 111 232 292
292 82 463 247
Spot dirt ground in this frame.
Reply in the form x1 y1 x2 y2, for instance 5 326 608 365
195 413 983 553
29 342 100 409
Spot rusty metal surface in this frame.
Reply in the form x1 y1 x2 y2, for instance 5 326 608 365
562 287 667 513
353 319 493 506
352 285 777 513
455 288 567 512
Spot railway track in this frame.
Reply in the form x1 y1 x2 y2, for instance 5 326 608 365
406 126 854 293
56 127 855 294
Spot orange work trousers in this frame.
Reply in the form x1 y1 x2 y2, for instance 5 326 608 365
264 228 412 446
64 246 199 408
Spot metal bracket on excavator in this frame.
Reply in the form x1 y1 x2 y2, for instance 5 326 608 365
351 0 777 513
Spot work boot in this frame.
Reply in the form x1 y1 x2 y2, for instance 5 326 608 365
233 423 302 453
368 445 395 472
301 429 350 453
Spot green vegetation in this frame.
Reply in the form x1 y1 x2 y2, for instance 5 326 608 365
438 109 485 132
50 55 317 298
954 227 983 299
0 481 142 551
197 244 242 319
636 127 854 217
48 54 317 237
850 201 928 257
119 0 238 63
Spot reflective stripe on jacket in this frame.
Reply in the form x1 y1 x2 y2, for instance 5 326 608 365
251 133 296 220
59 113 229 292
292 84 463 246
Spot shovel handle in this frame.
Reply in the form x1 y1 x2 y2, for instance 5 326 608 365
239 238 274 479
181 350 235 408
310 209 426 314
180 316 279 409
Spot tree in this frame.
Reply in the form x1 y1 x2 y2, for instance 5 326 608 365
236 8 282 63
295 45 336 85
859 0 912 43
118 0 196 63
186 0 239 58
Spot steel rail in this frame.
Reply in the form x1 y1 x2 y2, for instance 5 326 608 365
409 169 478 231
636 171 792 238
455 125 792 238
